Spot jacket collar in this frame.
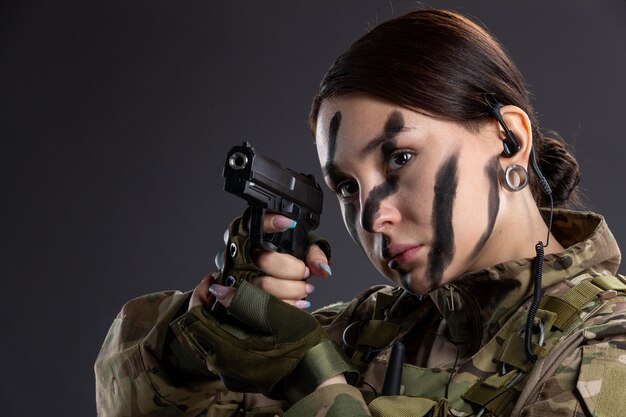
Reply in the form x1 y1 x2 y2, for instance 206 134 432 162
428 210 621 352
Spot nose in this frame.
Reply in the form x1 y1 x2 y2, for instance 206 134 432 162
360 179 401 233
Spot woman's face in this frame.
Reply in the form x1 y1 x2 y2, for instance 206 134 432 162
315 94 506 294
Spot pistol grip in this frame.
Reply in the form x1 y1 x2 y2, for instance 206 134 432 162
249 206 309 261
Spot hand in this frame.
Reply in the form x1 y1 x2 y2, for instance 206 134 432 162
175 211 354 401
250 213 332 308
190 213 332 311
173 278 355 401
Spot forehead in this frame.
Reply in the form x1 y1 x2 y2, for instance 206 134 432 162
315 95 405 162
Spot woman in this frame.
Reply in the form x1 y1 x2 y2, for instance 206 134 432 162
95 9 625 417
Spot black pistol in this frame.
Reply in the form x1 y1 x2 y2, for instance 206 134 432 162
223 142 324 262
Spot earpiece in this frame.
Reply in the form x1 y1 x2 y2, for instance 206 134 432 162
484 94 521 157
500 126 521 157
482 94 553 364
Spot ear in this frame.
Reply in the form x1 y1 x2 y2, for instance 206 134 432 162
497 105 533 168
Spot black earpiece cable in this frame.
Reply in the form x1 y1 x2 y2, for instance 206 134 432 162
524 148 553 362
484 93 554 362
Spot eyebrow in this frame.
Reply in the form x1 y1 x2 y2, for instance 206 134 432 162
323 162 349 188
323 110 409 185
361 110 409 157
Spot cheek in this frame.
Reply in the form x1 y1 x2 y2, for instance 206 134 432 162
449 156 501 262
341 202 364 250
340 201 383 263
394 164 434 226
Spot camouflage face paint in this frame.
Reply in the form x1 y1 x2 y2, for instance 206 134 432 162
323 111 342 181
361 110 405 157
342 201 363 249
361 111 406 232
427 153 459 288
469 155 501 260
362 175 400 232
323 111 362 248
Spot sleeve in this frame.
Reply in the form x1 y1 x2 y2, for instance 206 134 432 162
95 288 376 417
95 290 286 417
518 297 626 417
283 384 369 417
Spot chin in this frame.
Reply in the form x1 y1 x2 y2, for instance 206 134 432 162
392 268 436 296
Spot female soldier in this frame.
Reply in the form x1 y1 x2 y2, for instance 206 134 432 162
96 9 626 417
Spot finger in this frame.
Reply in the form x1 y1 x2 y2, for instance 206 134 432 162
263 213 298 233
252 249 310 280
189 272 219 310
306 244 332 278
209 283 237 308
250 275 315 300
282 299 312 309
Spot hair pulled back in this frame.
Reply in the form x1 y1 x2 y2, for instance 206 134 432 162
310 9 580 207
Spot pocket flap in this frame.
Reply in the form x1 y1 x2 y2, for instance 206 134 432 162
576 345 626 417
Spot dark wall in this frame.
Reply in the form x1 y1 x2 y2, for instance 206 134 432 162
1 1 624 415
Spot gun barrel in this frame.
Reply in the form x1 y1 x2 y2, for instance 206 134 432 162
223 142 323 218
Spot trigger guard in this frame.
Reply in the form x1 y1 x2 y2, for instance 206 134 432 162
260 239 279 252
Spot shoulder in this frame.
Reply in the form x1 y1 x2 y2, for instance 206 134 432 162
98 290 191 352
116 290 190 325
519 275 626 416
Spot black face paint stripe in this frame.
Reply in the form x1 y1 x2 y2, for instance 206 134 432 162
427 153 459 288
343 201 363 249
358 113 407 233
400 273 412 292
362 110 406 157
469 156 501 260
323 111 362 248
361 175 400 232
323 111 342 180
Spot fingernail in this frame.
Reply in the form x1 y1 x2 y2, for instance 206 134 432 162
305 283 315 294
273 216 297 230
303 266 311 278
209 284 234 300
296 300 311 309
318 262 332 276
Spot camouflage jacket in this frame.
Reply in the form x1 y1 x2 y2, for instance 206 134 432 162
95 210 626 416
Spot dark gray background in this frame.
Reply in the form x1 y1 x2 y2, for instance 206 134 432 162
1 0 624 415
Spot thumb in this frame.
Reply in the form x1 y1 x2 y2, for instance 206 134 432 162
209 284 237 308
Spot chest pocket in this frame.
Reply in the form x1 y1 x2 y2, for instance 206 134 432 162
577 345 626 417
368 396 438 417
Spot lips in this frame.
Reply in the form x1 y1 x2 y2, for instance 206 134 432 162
384 243 422 269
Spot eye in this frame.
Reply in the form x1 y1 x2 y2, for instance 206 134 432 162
335 180 359 200
388 150 414 171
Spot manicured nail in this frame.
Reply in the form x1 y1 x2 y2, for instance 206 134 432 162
209 284 234 300
318 262 332 276
296 300 311 309
305 283 315 294
273 216 297 230
303 266 311 278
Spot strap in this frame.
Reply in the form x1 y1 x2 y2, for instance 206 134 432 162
284 339 358 403
592 274 626 292
464 274 623 415
541 279 605 331
496 334 546 372
462 370 520 416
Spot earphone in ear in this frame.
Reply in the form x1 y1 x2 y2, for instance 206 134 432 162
484 93 521 157
483 93 552 196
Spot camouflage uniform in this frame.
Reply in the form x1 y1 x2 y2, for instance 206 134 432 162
95 210 626 416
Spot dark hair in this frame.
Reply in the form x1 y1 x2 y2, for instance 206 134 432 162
310 9 580 208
